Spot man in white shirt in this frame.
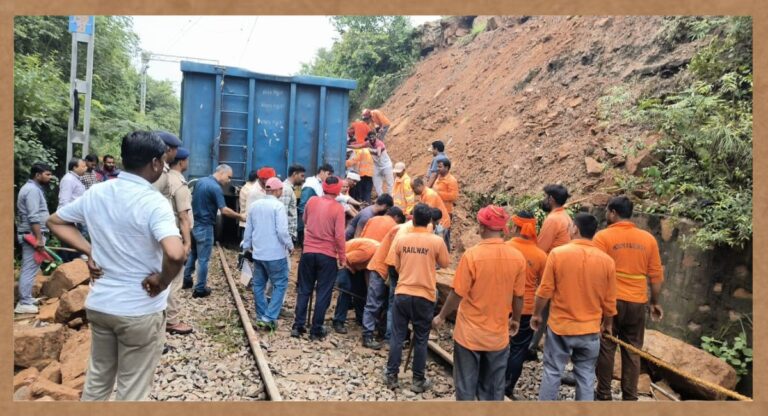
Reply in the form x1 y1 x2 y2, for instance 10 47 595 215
58 158 87 208
47 131 185 401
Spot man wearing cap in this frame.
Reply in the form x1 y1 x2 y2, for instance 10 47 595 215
242 177 293 331
504 211 548 399
246 167 275 211
392 162 415 215
152 131 181 202
292 176 347 341
362 108 392 142
165 147 194 335
345 147 374 204
433 158 459 251
238 170 259 239
434 205 526 400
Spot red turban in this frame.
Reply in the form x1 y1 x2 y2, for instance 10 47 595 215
322 176 343 195
257 167 276 180
477 205 510 234
512 215 538 243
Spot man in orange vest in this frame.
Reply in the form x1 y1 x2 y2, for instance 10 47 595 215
362 108 392 141
433 158 459 251
392 162 416 215
593 196 664 401
433 205 526 401
345 146 374 204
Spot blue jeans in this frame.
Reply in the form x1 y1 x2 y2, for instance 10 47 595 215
252 258 289 323
385 266 399 340
539 327 601 401
183 225 214 292
333 268 367 326
362 271 388 337
505 315 534 396
293 252 338 336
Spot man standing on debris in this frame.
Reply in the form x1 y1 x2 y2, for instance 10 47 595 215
58 158 87 208
14 162 53 315
349 119 372 146
433 205 526 401
594 196 664 401
292 176 347 341
242 177 293 332
297 163 334 246
183 164 244 298
345 193 394 240
238 170 259 239
345 146 374 204
426 140 449 188
332 237 380 334
392 162 416 215
80 154 104 189
281 164 306 245
98 154 121 180
362 108 392 141
532 213 617 401
164 147 194 335
433 158 459 251
47 131 185 401
412 176 450 232
504 211 548 399
385 203 450 393
366 132 395 196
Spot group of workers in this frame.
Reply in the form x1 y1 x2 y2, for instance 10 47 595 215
15 107 666 402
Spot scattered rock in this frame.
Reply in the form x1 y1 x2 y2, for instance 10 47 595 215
30 378 81 401
37 299 60 322
68 318 86 329
712 283 723 295
14 323 66 370
733 265 749 279
36 396 56 401
56 285 90 323
584 157 605 175
13 367 39 391
42 259 90 298
638 374 652 395
60 329 91 384
732 288 752 300
63 375 86 392
40 360 62 384
32 272 49 298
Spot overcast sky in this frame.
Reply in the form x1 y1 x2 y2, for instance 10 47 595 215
130 16 440 94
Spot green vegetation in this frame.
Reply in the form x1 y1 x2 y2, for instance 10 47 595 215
701 314 752 377
13 16 179 202
199 310 247 356
599 16 752 250
299 16 420 116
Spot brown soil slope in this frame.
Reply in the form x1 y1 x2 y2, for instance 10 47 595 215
383 16 702 254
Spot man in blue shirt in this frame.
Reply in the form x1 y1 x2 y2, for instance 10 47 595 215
183 164 244 298
426 140 449 188
345 193 394 240
58 158 87 208
241 177 293 331
15 162 53 314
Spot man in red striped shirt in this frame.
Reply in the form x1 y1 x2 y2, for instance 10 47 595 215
291 176 347 341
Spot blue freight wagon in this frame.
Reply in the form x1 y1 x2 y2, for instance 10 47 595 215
178 61 357 239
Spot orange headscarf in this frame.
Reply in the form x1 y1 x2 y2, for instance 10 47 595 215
477 205 510 234
512 215 537 243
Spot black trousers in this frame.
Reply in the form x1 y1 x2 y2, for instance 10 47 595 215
293 252 338 336
386 294 434 379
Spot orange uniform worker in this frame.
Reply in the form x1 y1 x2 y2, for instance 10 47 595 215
433 158 459 251
593 196 664 401
411 176 450 230
433 206 526 401
349 120 372 146
385 203 449 392
361 206 406 242
504 211 548 399
532 213 617 401
332 238 380 334
392 162 416 215
362 108 392 141
345 147 374 204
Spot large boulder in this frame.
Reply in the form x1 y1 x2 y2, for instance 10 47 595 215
30 378 81 401
14 324 66 369
643 329 738 399
60 329 91 385
42 259 90 299
55 285 90 323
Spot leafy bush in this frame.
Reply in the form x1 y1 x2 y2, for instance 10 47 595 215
701 314 753 377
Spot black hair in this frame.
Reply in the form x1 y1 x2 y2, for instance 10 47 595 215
84 154 98 163
376 193 394 208
543 184 570 206
325 175 340 185
412 176 425 188
607 196 634 219
516 210 534 219
120 131 166 171
67 158 82 171
386 206 406 224
288 164 306 176
30 162 53 178
103 154 115 161
318 163 334 174
438 158 451 170
431 140 445 152
430 207 443 222
573 213 598 239
367 131 377 139
247 170 259 183
412 203 432 227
